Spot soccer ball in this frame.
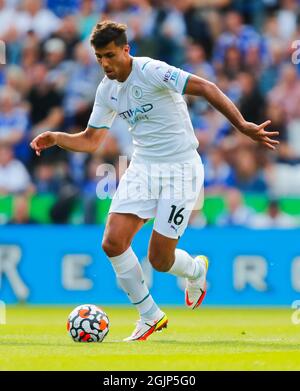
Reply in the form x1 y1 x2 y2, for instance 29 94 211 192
67 304 109 342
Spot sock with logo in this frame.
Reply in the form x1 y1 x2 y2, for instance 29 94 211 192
108 246 163 321
167 249 205 280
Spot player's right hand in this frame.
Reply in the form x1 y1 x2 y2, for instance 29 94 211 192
30 131 57 156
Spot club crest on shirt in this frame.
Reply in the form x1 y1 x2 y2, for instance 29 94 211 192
131 85 143 99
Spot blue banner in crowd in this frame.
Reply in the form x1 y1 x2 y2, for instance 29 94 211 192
0 226 300 305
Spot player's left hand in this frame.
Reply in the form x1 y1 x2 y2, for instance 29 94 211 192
239 120 279 150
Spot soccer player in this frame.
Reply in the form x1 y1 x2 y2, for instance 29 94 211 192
30 21 279 341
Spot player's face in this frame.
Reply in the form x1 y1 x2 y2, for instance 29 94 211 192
94 41 130 81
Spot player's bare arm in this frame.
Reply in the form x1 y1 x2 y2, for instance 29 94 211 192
30 126 108 156
185 75 279 150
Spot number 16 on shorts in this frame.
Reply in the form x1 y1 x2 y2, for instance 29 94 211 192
168 205 185 226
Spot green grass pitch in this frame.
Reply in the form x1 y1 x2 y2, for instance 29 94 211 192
0 306 300 370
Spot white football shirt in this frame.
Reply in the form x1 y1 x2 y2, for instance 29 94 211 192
88 56 199 162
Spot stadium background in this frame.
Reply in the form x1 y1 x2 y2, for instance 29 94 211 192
1 0 300 371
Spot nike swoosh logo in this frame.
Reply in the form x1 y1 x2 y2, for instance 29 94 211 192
185 291 194 306
186 289 204 306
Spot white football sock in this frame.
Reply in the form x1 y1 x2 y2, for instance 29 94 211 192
167 249 205 280
109 247 162 321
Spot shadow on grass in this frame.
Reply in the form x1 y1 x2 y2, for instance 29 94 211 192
151 339 300 351
1 339 300 351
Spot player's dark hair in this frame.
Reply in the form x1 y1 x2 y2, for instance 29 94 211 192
90 20 128 48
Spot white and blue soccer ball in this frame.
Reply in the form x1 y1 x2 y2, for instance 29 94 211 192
67 304 109 342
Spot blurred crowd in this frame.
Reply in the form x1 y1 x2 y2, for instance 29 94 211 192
1 0 300 227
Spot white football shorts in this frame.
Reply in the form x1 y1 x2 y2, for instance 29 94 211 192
108 154 204 239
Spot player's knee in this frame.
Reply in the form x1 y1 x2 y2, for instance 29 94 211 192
148 251 173 272
102 236 128 257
